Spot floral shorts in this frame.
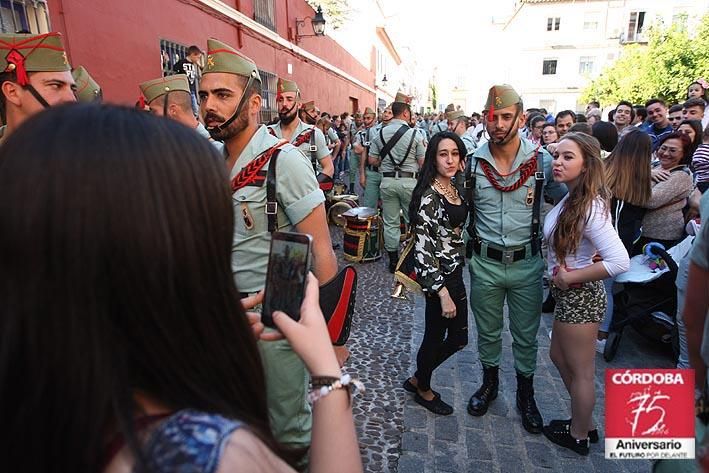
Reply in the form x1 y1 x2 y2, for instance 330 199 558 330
551 280 607 324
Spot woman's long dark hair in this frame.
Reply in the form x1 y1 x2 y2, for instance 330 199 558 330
0 105 290 471
678 119 703 158
408 131 466 225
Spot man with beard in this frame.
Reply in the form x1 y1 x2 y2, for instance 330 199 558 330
0 32 76 143
369 92 426 272
269 78 334 191
354 107 380 207
139 75 223 152
465 85 565 434
199 38 337 451
447 109 476 157
299 100 318 125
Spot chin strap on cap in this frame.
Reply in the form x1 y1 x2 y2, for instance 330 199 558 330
208 70 259 133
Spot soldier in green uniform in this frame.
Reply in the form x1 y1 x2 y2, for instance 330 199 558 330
0 32 76 142
269 78 334 183
465 85 566 434
198 38 338 450
72 66 102 103
347 112 363 195
354 106 380 207
447 109 476 157
140 75 223 152
430 103 455 138
298 99 318 125
369 92 426 272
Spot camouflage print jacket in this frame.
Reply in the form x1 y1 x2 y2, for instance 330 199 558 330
413 187 466 293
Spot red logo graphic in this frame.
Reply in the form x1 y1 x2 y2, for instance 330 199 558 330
605 369 695 460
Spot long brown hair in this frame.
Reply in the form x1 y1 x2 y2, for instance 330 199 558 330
552 132 611 264
604 128 652 206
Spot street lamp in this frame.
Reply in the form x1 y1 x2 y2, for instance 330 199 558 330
381 74 388 87
295 6 326 44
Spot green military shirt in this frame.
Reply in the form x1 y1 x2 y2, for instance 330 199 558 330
470 137 566 248
430 120 447 137
369 118 425 174
461 133 477 157
326 127 339 145
229 125 324 293
269 120 330 173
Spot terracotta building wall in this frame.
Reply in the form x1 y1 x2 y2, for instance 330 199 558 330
47 0 375 113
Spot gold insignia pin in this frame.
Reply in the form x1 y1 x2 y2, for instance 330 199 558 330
62 52 68 65
240 203 254 230
206 55 215 69
526 187 535 206
495 96 503 107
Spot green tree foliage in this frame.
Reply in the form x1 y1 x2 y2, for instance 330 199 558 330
582 14 709 105
306 0 349 29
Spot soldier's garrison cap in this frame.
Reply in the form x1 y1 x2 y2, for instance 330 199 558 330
483 84 522 120
363 106 375 116
139 75 190 105
203 38 259 80
0 32 70 86
72 66 101 103
446 110 467 121
277 77 299 98
301 100 316 112
394 91 412 105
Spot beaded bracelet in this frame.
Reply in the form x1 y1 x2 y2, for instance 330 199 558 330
307 373 365 404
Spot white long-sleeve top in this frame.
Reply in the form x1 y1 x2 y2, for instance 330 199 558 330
543 195 630 278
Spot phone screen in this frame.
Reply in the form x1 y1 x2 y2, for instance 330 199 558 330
262 232 312 327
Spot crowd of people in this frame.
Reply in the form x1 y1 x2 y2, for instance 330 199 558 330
2 28 709 472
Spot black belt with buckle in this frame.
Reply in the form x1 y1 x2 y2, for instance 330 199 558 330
473 240 527 264
366 165 379 172
382 171 418 178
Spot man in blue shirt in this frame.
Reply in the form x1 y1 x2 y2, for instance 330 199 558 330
641 98 673 151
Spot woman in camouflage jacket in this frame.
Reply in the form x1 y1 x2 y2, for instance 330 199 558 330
402 131 469 415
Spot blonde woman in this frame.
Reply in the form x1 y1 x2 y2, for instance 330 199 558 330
543 133 629 455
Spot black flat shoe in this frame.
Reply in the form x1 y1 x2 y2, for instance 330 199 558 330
543 421 589 456
402 378 417 394
549 419 599 443
415 392 454 415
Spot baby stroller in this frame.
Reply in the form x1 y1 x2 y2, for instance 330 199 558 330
602 243 680 363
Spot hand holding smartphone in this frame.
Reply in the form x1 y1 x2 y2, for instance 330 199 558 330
261 232 312 328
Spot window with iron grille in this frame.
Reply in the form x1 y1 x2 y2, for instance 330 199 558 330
259 70 278 124
254 0 276 32
160 39 188 77
542 59 557 75
0 0 50 34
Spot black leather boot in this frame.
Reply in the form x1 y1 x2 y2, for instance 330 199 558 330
516 372 543 433
467 365 498 416
387 251 398 273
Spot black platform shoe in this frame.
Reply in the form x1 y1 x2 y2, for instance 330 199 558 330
549 419 599 443
543 421 589 455
467 366 499 416
516 372 543 434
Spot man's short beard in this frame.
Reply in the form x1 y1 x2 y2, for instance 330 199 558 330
208 107 249 142
278 107 297 125
302 113 316 125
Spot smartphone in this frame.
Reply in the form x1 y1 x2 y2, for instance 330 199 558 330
261 231 313 328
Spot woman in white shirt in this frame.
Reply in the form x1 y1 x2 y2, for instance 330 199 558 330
543 132 630 456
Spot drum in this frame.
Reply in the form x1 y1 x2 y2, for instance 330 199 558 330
343 207 382 263
328 194 359 227
333 181 347 196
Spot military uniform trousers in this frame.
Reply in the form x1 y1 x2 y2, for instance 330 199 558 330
362 168 382 208
468 249 544 376
258 338 312 448
348 148 360 191
380 176 416 252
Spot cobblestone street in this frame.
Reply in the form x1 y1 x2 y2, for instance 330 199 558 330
339 227 677 473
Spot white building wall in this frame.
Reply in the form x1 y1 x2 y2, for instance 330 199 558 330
502 0 709 113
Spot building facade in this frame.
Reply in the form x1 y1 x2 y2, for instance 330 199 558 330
13 0 381 118
502 0 709 112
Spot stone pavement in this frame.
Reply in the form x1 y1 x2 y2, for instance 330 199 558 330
398 269 676 473
337 221 677 472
